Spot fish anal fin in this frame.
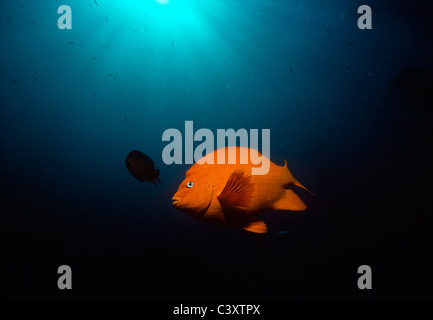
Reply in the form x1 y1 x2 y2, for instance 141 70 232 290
217 170 254 209
242 220 267 233
273 189 307 211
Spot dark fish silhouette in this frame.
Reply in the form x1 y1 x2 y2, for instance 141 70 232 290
94 0 99 7
387 66 433 112
289 67 293 73
125 150 161 185
92 56 96 60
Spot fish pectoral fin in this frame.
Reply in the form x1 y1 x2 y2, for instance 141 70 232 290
273 189 307 211
217 169 254 209
242 220 267 234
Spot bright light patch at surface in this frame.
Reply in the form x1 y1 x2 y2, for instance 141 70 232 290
155 0 169 4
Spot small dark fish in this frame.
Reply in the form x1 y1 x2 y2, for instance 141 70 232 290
172 40 174 46
89 3 93 8
109 74 112 77
166 109 170 113
92 92 96 96
44 67 49 72
326 62 329 68
289 67 293 73
325 28 330 32
32 77 38 82
94 0 99 7
124 117 127 122
19 4 23 8
295 0 299 5
12 127 16 131
105 16 108 21
348 42 354 46
125 150 161 185
5 15 11 20
69 41 74 44
12 79 18 84
113 76 117 80
31 21 36 25
92 56 96 60
345 66 351 70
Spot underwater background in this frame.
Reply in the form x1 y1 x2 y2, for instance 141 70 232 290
1 0 432 299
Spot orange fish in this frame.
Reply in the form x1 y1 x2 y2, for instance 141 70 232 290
171 147 312 233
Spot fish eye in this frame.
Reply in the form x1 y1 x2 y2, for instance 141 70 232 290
186 181 193 188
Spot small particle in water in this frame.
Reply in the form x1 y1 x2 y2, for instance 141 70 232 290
277 230 291 235
69 41 74 44
32 77 38 82
345 66 351 70
109 74 112 77
348 42 354 46
92 91 96 96
326 62 329 68
92 56 96 60
289 67 293 73
44 67 49 72
12 127 16 131
113 76 117 80
11 79 18 84
124 117 127 122
172 40 174 46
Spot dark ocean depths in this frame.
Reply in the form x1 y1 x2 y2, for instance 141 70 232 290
1 0 432 300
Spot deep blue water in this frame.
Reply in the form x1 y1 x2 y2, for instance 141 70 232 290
1 0 433 299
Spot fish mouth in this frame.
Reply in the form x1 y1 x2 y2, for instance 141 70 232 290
171 196 182 207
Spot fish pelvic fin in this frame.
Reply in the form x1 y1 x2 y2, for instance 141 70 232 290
242 219 267 234
217 169 254 209
273 189 307 211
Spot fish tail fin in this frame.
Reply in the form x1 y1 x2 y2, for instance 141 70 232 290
283 160 315 196
273 189 307 211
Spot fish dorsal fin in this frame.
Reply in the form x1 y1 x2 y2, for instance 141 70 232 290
217 169 254 209
242 220 267 233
